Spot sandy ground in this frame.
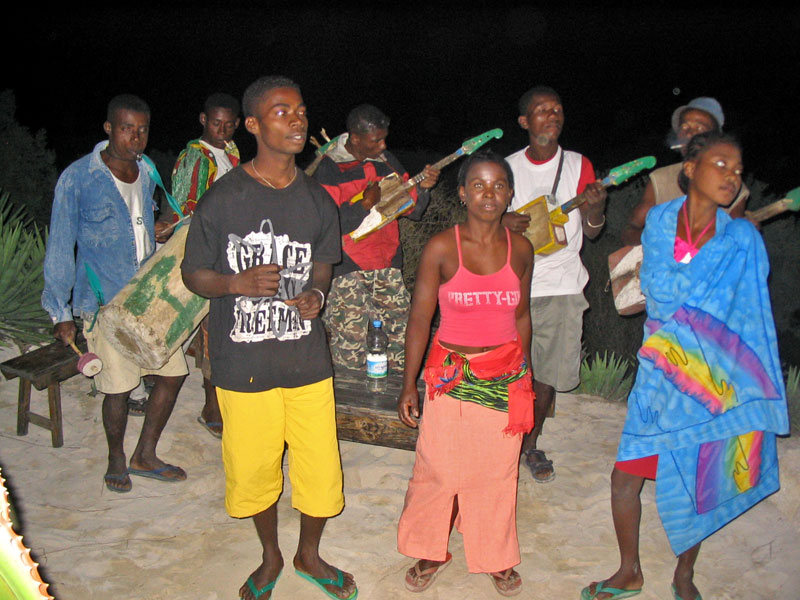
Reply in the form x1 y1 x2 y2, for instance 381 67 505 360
0 344 798 600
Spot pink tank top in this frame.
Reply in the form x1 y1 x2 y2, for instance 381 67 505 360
437 225 521 347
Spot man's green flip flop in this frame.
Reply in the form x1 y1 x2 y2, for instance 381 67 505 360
295 567 358 600
242 570 281 599
580 580 642 600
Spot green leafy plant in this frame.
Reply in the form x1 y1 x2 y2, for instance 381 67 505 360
575 350 634 402
786 365 800 433
0 191 52 349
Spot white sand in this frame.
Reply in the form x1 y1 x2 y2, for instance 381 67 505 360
1 344 798 599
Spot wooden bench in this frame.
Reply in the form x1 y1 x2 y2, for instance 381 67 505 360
332 367 423 451
0 334 86 448
0 338 424 451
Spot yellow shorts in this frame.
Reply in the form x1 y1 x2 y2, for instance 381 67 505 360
216 378 344 519
83 319 188 395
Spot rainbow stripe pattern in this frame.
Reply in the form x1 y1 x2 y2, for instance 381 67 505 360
696 430 763 514
639 306 781 417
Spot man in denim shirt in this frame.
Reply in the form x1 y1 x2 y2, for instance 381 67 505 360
42 94 188 493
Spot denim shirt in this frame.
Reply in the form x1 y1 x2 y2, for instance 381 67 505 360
42 141 157 323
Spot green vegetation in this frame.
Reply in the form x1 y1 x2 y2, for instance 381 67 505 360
0 90 58 228
0 192 52 349
575 351 634 402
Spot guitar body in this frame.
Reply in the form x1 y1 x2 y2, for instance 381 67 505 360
608 245 646 315
349 174 415 241
347 128 506 242
515 195 569 255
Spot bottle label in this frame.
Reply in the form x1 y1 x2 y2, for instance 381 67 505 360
366 353 388 378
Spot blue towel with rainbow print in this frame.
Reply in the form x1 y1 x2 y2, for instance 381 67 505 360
617 198 788 555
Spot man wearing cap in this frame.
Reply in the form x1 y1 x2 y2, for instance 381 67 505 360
621 96 749 245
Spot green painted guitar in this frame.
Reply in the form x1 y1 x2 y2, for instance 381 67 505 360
349 128 504 241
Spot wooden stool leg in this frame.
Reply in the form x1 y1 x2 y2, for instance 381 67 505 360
16 379 31 436
548 395 556 418
47 382 64 448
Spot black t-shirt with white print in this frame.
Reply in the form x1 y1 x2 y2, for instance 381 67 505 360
182 167 341 392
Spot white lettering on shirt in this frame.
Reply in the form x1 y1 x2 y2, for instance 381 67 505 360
447 290 520 307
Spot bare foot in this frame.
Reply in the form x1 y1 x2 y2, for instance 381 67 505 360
405 554 452 592
239 558 283 600
293 555 356 599
488 568 522 596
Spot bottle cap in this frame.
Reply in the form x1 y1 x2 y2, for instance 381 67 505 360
373 320 382 328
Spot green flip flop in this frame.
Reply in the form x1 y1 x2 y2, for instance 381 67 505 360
581 580 642 600
295 567 358 600
671 583 702 600
242 570 281 599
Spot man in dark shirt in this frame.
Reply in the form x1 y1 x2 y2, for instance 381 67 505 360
181 76 356 600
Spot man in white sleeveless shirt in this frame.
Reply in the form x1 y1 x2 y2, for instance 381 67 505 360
503 86 608 483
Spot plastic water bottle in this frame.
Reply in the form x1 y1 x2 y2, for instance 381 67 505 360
366 320 389 392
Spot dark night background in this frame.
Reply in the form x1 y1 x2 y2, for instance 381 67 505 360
5 6 800 191
3 5 800 364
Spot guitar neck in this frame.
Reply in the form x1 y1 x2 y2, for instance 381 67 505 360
406 148 465 188
559 174 617 214
749 197 792 223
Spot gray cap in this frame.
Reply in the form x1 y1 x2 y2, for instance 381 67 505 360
671 97 724 133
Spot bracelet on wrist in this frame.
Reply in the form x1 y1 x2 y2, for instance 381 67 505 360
311 287 326 306
587 214 606 228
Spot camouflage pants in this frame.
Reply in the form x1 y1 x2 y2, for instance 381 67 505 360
189 315 212 381
322 267 410 372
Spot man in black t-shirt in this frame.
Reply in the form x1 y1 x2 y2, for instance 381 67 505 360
182 76 357 600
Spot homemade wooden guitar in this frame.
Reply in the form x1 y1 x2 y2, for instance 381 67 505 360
348 128 504 241
515 156 656 254
609 185 800 315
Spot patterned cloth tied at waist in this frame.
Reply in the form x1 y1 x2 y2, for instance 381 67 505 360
424 334 534 435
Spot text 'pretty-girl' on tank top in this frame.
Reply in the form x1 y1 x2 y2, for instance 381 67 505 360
437 225 521 347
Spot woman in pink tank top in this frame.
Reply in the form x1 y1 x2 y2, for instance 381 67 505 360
396 151 534 596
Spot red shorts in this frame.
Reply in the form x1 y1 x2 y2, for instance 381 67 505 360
615 455 658 479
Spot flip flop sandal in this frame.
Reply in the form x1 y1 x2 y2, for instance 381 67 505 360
580 580 642 600
523 449 555 483
127 396 147 417
486 569 522 597
295 567 358 600
104 471 132 493
671 583 702 600
241 570 281 599
128 464 186 482
404 553 452 593
197 416 223 439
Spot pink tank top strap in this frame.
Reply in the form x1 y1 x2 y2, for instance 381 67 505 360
454 224 463 267
505 226 512 264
